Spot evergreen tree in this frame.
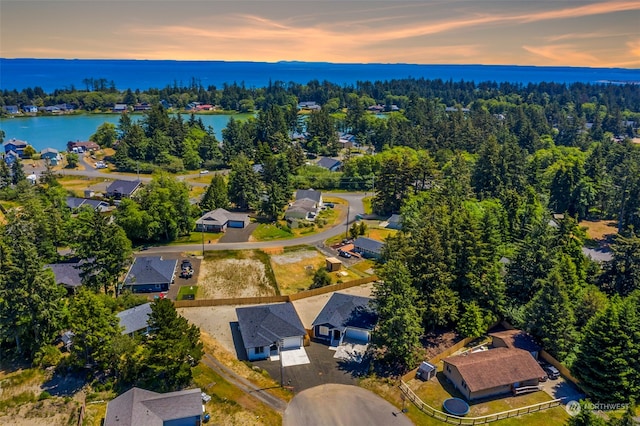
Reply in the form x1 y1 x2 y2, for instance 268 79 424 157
457 302 486 339
565 401 607 426
372 260 424 371
227 154 261 210
601 231 640 296
140 299 203 392
11 159 25 184
310 267 331 289
200 174 229 211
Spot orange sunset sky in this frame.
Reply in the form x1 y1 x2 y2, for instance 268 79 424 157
1 0 639 68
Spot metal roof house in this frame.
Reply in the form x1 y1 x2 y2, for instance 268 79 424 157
353 237 385 259
195 208 250 232
104 387 202 426
236 303 307 361
117 303 153 336
311 293 377 346
122 256 177 293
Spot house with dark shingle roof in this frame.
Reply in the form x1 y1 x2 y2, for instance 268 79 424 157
443 348 546 401
46 262 85 291
66 197 110 212
295 189 323 206
316 157 342 172
117 303 153 336
106 179 141 199
195 208 250 232
236 303 307 361
490 329 541 359
353 237 385 259
285 189 323 223
104 387 202 426
311 293 377 346
122 256 177 293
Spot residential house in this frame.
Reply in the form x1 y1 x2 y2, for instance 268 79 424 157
284 189 323 223
443 348 546 401
489 329 541 360
3 138 28 157
316 157 342 172
353 237 385 259
2 105 19 114
117 303 153 336
295 189 323 206
106 179 141 199
46 261 85 292
104 387 202 426
445 107 470 113
23 105 38 113
195 208 250 232
338 132 356 149
67 141 100 152
236 303 307 361
297 101 321 111
133 103 152 112
3 150 20 165
60 331 75 351
40 148 61 166
122 256 177 293
113 103 128 113
383 214 402 230
66 197 110 212
311 293 377 345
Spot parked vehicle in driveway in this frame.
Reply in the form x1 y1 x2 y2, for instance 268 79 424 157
338 250 352 258
181 259 192 270
543 365 560 380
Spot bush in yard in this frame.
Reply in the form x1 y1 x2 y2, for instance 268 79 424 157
310 267 331 289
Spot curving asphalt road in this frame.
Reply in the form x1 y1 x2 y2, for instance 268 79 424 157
143 192 366 253
284 384 413 426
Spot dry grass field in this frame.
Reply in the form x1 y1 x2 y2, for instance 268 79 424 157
270 248 328 294
197 250 278 298
579 219 618 241
58 176 107 197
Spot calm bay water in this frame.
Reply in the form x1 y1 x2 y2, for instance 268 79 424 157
0 113 243 152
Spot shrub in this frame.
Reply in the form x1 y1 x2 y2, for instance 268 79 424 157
33 344 62 368
38 391 52 401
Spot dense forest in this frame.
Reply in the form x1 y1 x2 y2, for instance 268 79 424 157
1 76 639 406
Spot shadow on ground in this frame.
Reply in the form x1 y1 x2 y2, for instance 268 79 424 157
229 321 248 361
41 373 86 397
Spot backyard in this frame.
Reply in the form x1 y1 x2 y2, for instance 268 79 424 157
57 175 107 197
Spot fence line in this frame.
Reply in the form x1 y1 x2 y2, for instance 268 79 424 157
398 381 563 425
173 276 378 308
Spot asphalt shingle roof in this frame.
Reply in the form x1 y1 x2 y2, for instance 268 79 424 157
317 157 341 170
46 262 84 288
312 293 377 330
236 303 306 349
104 387 202 426
295 189 322 204
124 256 177 286
489 329 541 353
106 179 141 196
116 303 152 335
354 237 385 254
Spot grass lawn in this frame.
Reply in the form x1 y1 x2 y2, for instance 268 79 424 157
350 259 377 276
579 219 617 241
82 400 109 426
177 285 198 301
57 175 107 197
169 231 224 245
187 184 206 200
270 248 327 294
362 224 397 241
362 196 373 214
185 174 215 184
253 223 295 241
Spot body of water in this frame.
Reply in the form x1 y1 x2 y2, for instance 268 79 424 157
1 59 639 92
0 113 243 152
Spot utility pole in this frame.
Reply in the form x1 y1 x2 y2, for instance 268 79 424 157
345 205 350 239
201 210 205 257
278 339 284 387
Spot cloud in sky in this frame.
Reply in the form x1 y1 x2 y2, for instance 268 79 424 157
1 0 639 67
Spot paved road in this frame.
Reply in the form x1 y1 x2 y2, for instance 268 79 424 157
284 384 412 426
144 192 367 253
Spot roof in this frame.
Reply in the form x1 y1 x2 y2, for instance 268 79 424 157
196 208 249 226
104 387 202 426
236 303 306 349
106 179 141 196
444 348 546 392
285 199 318 216
354 237 385 253
317 157 342 170
489 329 541 353
46 262 84 288
387 214 402 224
41 147 59 155
311 293 377 330
124 256 177 286
4 139 28 147
295 189 322 204
117 303 153 335
66 197 109 211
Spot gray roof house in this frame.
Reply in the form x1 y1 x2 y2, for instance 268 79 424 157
106 179 141 199
353 237 385 259
236 303 307 361
46 262 85 291
285 189 323 222
295 189 323 206
317 157 342 172
384 214 403 230
104 387 202 426
195 208 250 232
117 302 153 336
312 293 377 345
66 196 110 212
122 256 177 293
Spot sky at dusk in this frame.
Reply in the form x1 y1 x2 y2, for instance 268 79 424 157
1 0 639 68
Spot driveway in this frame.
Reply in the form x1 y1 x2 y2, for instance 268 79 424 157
219 223 258 243
284 384 412 426
541 376 585 403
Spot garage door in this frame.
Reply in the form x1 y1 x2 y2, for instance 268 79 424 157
345 328 370 342
228 220 245 228
282 336 302 350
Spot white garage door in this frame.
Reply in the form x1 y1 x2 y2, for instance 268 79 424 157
345 328 370 342
282 336 302 350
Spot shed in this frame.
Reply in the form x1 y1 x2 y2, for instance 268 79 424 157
416 361 437 381
325 257 342 272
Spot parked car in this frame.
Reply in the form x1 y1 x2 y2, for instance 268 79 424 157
325 202 335 208
338 250 352 258
543 365 560 380
200 170 209 174
181 259 193 270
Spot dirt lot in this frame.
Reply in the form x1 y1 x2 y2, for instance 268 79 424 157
198 251 277 299
270 249 328 294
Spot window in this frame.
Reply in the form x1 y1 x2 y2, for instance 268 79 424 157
318 326 330 336
462 380 467 389
255 346 264 354
446 365 451 373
